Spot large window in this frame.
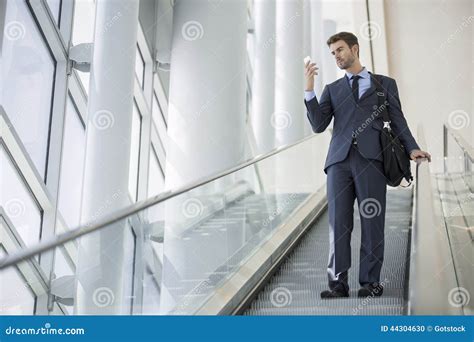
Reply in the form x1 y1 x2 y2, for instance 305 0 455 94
58 96 86 229
0 247 36 315
0 147 42 248
1 0 56 179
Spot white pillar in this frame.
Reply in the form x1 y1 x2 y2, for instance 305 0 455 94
303 0 313 136
322 19 337 86
310 0 325 96
272 0 305 201
251 0 276 154
160 0 248 314
274 0 305 147
75 0 139 314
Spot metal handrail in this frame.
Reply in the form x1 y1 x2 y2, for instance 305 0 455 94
0 133 320 270
443 124 473 173
408 125 462 314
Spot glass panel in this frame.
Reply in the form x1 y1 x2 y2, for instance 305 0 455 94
11 134 328 314
0 246 36 315
58 97 86 229
46 0 62 25
135 46 145 89
1 0 56 178
147 147 164 198
0 147 42 248
151 92 167 151
72 0 96 94
128 103 141 202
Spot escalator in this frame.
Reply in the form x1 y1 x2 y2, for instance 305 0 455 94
0 126 472 316
242 188 413 315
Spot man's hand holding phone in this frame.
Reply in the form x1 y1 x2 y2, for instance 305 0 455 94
304 56 319 91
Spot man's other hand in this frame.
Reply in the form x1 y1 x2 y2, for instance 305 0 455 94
410 149 431 162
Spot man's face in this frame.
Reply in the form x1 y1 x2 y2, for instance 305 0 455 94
329 40 358 70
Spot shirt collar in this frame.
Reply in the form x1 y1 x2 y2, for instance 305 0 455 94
346 66 369 80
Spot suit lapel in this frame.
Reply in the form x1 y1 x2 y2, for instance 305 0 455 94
339 76 354 104
358 76 376 103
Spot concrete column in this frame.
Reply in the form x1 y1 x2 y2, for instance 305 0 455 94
251 0 276 154
274 0 305 147
75 0 139 314
160 0 248 314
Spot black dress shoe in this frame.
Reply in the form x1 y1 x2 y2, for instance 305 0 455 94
358 283 384 297
320 289 349 299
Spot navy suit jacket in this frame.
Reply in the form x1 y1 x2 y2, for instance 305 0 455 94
304 73 420 174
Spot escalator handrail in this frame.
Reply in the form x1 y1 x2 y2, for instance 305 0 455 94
0 133 321 270
443 123 473 162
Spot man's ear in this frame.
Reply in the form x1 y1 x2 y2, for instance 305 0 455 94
353 44 360 58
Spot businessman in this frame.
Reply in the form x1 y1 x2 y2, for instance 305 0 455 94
304 32 431 299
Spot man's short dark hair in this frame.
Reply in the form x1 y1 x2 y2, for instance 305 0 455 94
326 32 359 57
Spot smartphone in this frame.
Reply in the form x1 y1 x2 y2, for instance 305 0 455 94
304 56 311 65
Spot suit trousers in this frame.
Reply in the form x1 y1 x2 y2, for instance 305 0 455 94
326 143 387 292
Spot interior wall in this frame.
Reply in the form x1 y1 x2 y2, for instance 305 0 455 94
384 0 473 172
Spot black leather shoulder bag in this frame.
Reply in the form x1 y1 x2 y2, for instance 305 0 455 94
370 73 413 187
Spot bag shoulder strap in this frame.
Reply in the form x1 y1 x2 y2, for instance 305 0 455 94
369 72 391 123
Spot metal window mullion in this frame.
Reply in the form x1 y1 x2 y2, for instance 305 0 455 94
150 125 166 176
0 214 49 297
28 0 68 62
68 73 88 123
0 113 53 212
37 62 70 315
153 74 169 125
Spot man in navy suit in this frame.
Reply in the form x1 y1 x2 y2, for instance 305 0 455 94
304 32 431 298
